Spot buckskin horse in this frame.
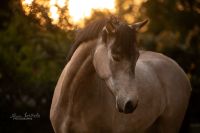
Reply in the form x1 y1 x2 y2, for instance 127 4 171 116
50 16 191 133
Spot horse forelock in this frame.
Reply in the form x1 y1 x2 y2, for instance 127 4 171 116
111 23 137 59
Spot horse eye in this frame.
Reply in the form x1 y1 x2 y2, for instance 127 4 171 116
112 54 121 62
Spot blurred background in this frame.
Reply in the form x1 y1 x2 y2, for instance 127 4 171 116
0 0 199 133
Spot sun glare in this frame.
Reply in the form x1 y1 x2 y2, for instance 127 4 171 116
21 0 144 29
49 6 59 24
68 0 116 23
24 0 34 5
21 0 116 27
57 0 66 8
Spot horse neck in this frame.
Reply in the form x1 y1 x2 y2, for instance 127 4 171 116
58 39 112 117
54 39 116 131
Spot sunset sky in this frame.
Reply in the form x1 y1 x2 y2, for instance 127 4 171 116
21 0 144 29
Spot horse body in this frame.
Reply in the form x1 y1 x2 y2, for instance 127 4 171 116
50 17 191 133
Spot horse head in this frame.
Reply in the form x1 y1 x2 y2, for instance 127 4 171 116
93 17 148 114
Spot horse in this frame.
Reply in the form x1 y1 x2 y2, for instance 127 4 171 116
50 16 191 133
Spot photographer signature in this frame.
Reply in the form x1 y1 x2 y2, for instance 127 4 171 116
10 112 40 120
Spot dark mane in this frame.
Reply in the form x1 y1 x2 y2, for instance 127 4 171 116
113 23 137 59
67 18 108 61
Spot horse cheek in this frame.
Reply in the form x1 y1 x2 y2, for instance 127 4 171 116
93 45 111 79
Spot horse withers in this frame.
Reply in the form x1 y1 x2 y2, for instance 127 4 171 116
50 16 191 133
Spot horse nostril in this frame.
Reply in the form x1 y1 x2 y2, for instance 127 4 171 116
124 100 136 114
116 97 138 114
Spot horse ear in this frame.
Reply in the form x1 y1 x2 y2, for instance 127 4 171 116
131 19 149 31
93 45 111 79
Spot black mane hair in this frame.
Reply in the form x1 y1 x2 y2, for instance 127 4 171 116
113 23 137 59
67 18 108 61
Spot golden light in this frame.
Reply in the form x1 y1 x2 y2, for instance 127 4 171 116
57 0 66 8
21 0 144 29
49 0 56 5
23 0 34 5
68 0 116 24
134 0 145 6
49 6 59 24
21 0 33 15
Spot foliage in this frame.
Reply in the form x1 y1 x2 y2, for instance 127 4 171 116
0 0 200 132
0 0 74 132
